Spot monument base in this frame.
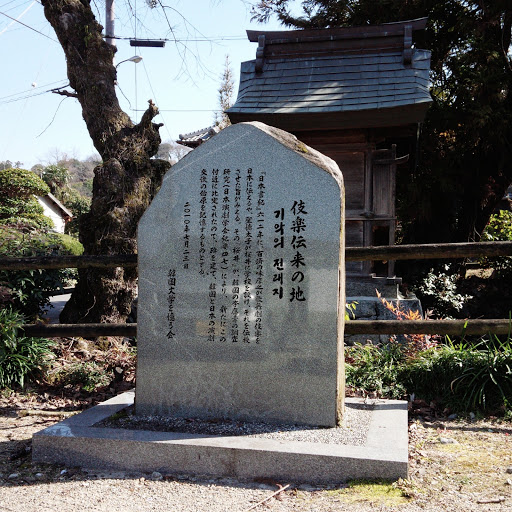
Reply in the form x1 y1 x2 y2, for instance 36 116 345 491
32 391 408 484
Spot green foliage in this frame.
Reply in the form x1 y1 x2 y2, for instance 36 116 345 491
482 210 512 241
452 335 512 412
40 164 69 194
61 188 91 236
54 232 84 255
0 168 49 198
346 292 512 415
0 169 55 231
0 196 55 231
0 196 44 218
0 308 54 389
49 361 111 392
415 264 472 318
0 225 82 318
346 333 512 415
78 178 93 197
480 210 512 276
406 334 512 413
345 341 408 399
69 179 93 198
0 215 54 232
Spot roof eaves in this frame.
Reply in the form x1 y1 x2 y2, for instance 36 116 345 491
46 192 73 218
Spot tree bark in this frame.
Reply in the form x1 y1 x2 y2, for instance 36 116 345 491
41 0 171 323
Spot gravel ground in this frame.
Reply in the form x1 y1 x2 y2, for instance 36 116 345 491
1 403 512 512
97 400 373 445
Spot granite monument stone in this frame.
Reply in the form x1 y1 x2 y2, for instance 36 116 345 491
136 121 345 426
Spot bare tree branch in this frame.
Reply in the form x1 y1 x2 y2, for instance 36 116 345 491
51 88 78 98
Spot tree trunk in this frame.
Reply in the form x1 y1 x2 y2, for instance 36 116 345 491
41 0 170 323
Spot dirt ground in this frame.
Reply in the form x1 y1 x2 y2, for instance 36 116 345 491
1 392 511 512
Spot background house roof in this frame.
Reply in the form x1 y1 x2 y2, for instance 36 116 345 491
44 193 73 218
177 126 220 148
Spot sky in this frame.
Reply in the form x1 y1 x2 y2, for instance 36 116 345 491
0 0 287 169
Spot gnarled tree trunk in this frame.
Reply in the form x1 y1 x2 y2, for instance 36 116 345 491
42 0 171 323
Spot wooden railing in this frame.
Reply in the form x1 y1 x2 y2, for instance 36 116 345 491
2 241 511 338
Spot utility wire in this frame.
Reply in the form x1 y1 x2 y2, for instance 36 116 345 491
116 83 133 110
132 109 221 112
1 89 57 105
109 35 246 42
36 97 68 137
0 80 68 105
0 0 36 36
0 0 34 12
0 9 58 42
0 80 67 101
140 58 171 138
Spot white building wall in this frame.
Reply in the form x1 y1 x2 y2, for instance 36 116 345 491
36 196 66 233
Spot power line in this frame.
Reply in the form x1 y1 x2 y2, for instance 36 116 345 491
0 80 69 106
0 1 36 36
110 35 246 42
36 96 68 138
116 82 134 110
0 0 33 12
132 109 221 112
139 57 173 140
0 80 68 101
0 89 53 105
0 4 245 46
0 9 58 42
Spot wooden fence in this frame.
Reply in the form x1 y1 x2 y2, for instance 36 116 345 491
2 241 511 338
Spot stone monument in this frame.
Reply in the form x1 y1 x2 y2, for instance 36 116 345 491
32 122 408 483
136 122 345 427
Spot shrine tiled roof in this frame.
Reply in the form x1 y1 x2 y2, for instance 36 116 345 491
227 19 432 131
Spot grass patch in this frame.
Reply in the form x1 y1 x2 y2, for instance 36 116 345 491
109 408 130 421
326 479 410 506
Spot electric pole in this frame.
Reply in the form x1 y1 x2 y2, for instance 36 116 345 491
106 0 115 47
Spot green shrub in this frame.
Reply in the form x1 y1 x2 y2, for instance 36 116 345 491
49 361 111 392
0 225 82 318
414 264 472 317
345 341 408 399
480 210 512 276
403 343 471 408
347 332 512 415
406 334 512 414
61 189 91 236
0 215 55 232
482 210 512 240
0 307 54 389
452 335 512 412
50 232 84 255
0 196 55 231
0 196 44 218
0 169 55 231
40 164 69 194
346 289 512 415
0 168 49 198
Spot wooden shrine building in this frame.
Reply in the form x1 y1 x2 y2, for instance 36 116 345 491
228 18 432 297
